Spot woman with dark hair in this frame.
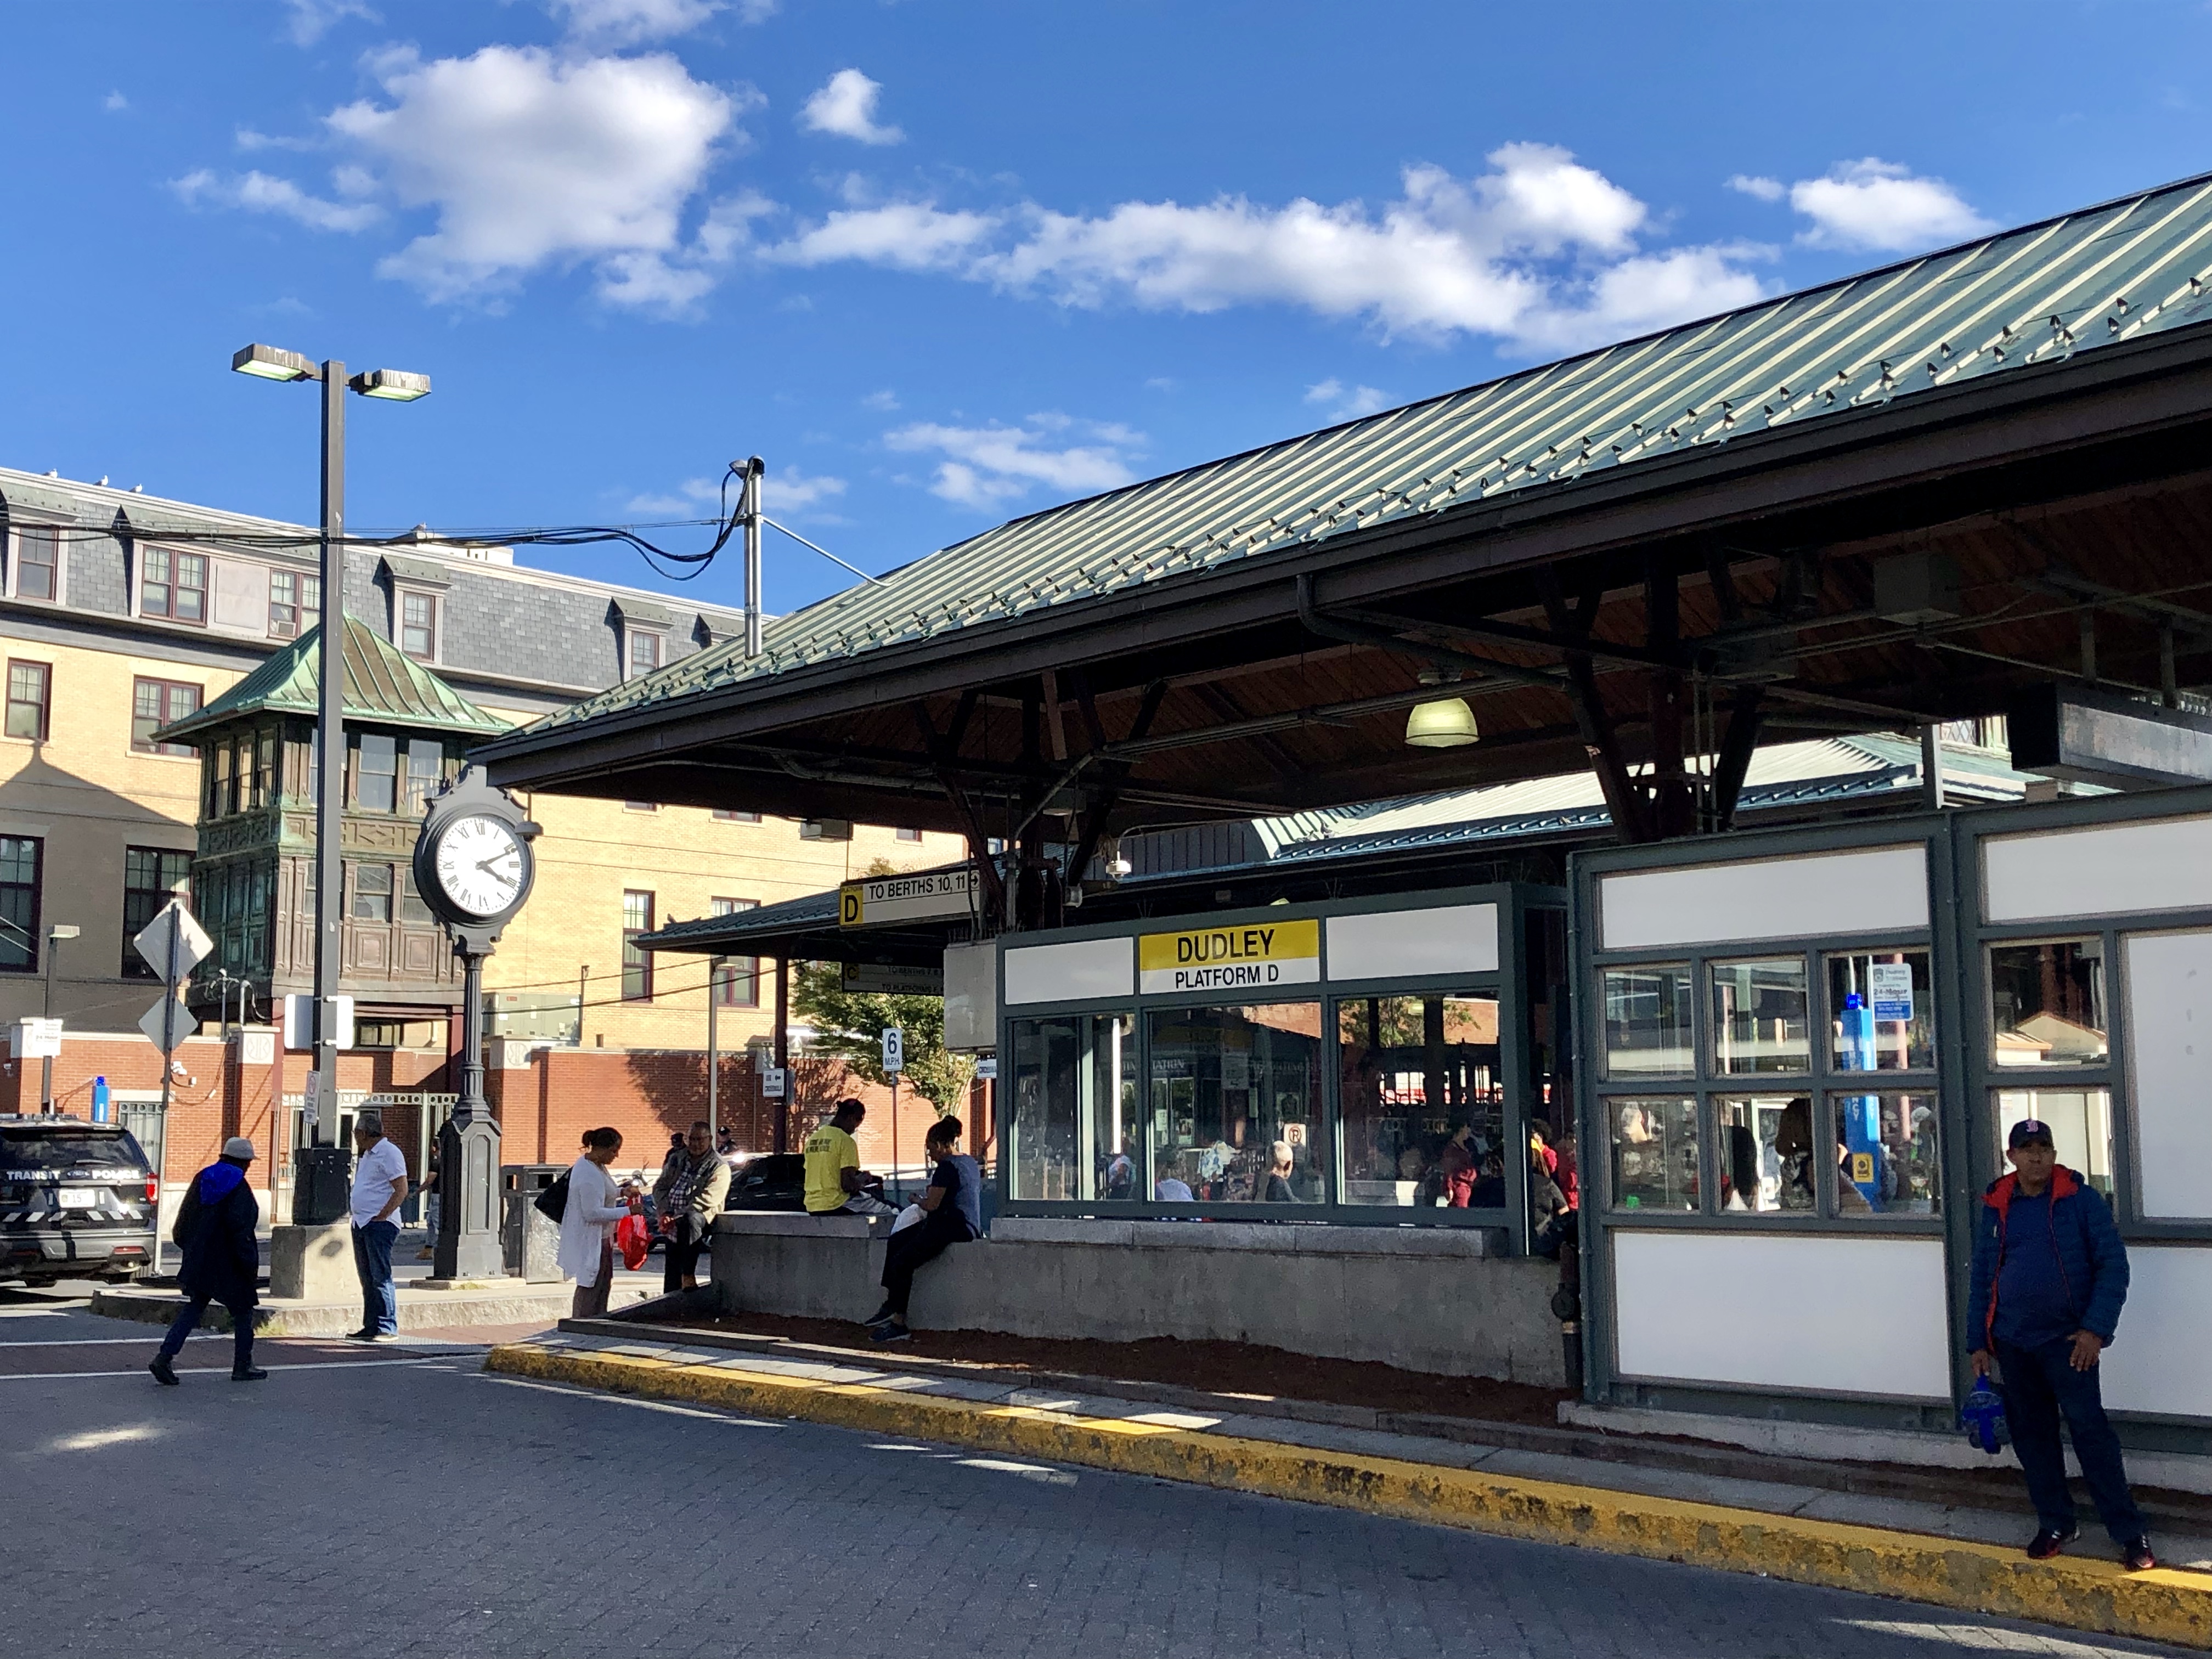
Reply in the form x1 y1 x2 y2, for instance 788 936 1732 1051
866 1116 983 1344
561 1126 641 1318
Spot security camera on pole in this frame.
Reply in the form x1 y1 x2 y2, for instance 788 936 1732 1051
413 765 539 1282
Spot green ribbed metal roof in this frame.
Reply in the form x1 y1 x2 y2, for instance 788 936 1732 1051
516 170 2212 743
160 616 511 743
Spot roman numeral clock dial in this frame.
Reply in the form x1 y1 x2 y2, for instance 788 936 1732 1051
432 814 526 918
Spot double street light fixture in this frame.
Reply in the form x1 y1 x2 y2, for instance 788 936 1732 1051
231 343 430 1183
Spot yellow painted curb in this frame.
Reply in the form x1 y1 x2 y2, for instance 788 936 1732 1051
486 1341 2212 1650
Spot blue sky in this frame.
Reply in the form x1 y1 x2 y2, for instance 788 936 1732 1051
7 0 2212 616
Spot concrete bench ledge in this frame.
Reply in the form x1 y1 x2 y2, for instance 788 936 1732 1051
715 1210 882 1239
990 1217 1506 1256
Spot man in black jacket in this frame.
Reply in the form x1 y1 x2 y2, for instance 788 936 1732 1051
149 1136 265 1385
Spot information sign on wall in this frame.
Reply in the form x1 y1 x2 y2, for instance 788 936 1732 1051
1867 962 1915 1023
1138 919 1321 996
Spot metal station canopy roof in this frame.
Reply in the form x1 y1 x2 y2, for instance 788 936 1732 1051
478 170 2212 855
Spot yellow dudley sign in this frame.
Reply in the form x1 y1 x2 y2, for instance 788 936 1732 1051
1138 919 1321 996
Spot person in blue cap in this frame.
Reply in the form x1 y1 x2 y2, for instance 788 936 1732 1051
1967 1118 2152 1570
148 1136 265 1385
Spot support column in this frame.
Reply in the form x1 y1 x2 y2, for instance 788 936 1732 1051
772 955 790 1154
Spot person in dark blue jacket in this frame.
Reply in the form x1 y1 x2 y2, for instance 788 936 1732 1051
148 1136 266 1386
1967 1119 2152 1570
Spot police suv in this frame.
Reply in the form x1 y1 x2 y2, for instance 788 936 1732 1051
0 1115 157 1286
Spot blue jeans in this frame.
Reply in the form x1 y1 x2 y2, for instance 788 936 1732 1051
1995 1334 2145 1544
351 1220 399 1336
160 1291 255 1371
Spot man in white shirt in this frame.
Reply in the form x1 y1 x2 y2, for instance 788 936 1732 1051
348 1115 410 1342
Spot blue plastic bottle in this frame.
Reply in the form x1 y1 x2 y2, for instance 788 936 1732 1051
91 1075 110 1124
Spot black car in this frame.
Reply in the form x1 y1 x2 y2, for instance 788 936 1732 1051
724 1153 805 1211
0 1117 157 1287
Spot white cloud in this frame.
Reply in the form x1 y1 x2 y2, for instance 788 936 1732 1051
885 419 1141 507
1305 379 1390 419
102 91 128 113
800 69 904 145
549 0 725 46
283 0 376 46
236 127 319 153
771 144 1763 352
322 45 746 308
628 464 845 517
170 168 382 233
860 390 900 411
1747 159 1996 254
1725 173 1784 203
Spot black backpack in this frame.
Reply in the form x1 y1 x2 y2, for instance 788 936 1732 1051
533 1172 569 1223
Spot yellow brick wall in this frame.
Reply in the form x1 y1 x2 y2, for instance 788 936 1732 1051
0 630 247 1031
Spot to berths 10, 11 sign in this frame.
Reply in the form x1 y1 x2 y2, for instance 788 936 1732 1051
839 867 977 928
1138 919 1321 995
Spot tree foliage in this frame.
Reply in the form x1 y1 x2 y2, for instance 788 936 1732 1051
791 961 975 1114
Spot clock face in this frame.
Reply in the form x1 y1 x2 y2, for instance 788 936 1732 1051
432 815 526 918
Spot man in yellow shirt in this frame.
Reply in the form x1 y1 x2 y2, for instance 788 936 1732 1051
803 1099 896 1217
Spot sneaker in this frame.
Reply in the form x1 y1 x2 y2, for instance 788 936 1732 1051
345 1327 377 1342
862 1303 897 1328
2124 1537 2158 1572
871 1321 912 1344
2027 1527 2080 1560
231 1366 269 1383
148 1355 178 1387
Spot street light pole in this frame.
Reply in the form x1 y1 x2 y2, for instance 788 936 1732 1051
40 923 76 1114
232 345 428 1184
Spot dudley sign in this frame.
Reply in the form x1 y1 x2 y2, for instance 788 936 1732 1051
1138 920 1321 995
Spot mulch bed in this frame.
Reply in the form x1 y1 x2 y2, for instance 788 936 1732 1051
632 1307 1573 1427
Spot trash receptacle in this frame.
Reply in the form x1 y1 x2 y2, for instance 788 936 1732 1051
293 1145 352 1226
500 1164 566 1282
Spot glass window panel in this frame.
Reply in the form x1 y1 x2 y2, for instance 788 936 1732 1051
140 546 171 617
710 897 759 1006
405 739 443 812
1826 949 1933 1071
1828 1092 1940 1217
1007 1012 1133 1202
400 591 436 659
0 836 39 972
16 527 57 600
352 862 393 923
622 889 654 1000
1993 1087 2114 1198
399 864 433 926
1606 1097 1697 1212
1147 1003 1324 1204
354 733 397 812
1601 964 1693 1078
213 744 234 816
1711 957 1810 1075
174 554 206 622
269 569 299 637
1715 1094 1814 1214
1990 940 2107 1067
1337 992 1502 1207
5 662 47 742
122 847 192 977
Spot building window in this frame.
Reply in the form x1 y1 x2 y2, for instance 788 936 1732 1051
255 730 276 806
0 836 42 972
121 847 192 977
352 862 394 923
799 819 852 841
628 630 664 679
211 743 234 817
5 661 49 742
130 677 199 756
895 827 923 842
399 591 437 661
399 863 433 925
713 809 760 823
622 889 654 1000
624 801 659 812
354 733 399 812
269 569 321 638
712 897 759 1007
140 548 207 623
356 1017 448 1049
404 738 443 814
14 527 58 602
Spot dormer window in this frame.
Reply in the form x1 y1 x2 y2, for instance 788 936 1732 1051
399 591 438 660
141 547 206 623
629 629 664 679
13 526 59 602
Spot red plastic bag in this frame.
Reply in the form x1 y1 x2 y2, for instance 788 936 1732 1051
615 1213 651 1271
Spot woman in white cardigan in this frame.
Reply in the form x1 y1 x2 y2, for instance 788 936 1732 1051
560 1127 640 1318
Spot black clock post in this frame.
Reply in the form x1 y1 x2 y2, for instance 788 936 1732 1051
413 765 540 1283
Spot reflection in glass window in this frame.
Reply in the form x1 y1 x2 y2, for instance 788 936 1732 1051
1602 965 1693 1078
1007 1013 1135 1203
1607 1097 1697 1211
1993 1088 2114 1197
1827 950 1934 1071
1147 1003 1323 1204
1711 958 1809 1074
1990 940 2107 1066
1716 1096 1812 1213
1337 992 1501 1207
1830 1092 1940 1216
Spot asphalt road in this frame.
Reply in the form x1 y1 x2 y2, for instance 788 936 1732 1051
0 1283 2193 1659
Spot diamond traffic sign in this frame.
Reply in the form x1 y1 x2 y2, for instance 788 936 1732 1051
138 996 198 1054
133 901 212 987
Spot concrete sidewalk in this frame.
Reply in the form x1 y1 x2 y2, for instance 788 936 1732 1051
488 1324 2212 1651
94 1279 654 1336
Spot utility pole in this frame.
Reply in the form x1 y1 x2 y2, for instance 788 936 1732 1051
313 358 346 1171
741 456 764 658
